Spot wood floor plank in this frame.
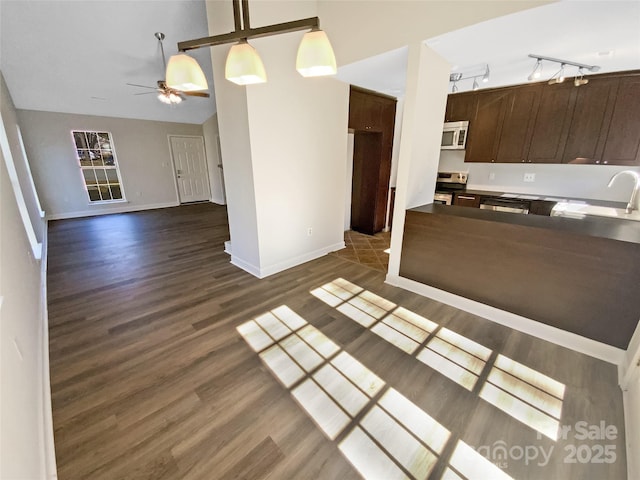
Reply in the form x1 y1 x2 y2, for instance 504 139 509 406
47 203 628 480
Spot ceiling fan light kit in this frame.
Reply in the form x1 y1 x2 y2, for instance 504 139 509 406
528 54 599 87
174 0 336 86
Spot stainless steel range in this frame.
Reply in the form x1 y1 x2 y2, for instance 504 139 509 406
434 171 468 205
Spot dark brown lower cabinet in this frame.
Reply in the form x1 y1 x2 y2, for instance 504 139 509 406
453 192 481 208
351 132 383 235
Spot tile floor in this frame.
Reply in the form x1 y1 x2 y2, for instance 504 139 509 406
331 230 391 272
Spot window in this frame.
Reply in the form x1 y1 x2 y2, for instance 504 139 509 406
72 130 124 202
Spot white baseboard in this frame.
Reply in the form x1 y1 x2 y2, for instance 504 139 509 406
224 241 232 255
39 221 57 478
46 201 180 220
231 241 346 279
385 274 626 366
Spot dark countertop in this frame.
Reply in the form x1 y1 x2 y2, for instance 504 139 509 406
409 203 640 245
454 188 628 209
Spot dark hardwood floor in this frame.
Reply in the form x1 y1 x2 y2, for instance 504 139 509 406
47 203 627 479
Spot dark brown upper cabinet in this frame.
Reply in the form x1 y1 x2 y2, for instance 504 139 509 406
448 70 640 166
526 83 576 163
600 76 640 165
444 92 477 122
496 84 542 163
563 76 619 164
348 86 397 235
464 90 509 163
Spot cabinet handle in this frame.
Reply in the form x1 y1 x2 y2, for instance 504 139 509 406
457 196 476 200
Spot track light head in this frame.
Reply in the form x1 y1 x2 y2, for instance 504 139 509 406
528 58 542 81
482 65 490 83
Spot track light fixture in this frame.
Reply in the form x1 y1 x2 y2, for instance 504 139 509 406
482 65 490 83
574 68 589 86
548 63 566 85
448 65 488 93
169 0 336 87
528 54 599 87
527 58 542 81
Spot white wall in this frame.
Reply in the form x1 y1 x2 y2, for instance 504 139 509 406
202 113 226 205
16 110 204 219
387 43 451 277
0 72 53 479
317 0 552 66
440 150 640 202
207 0 261 273
206 0 348 278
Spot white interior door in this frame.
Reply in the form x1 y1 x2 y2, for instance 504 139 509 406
170 136 210 203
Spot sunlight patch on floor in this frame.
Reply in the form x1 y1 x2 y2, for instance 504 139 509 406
479 354 565 440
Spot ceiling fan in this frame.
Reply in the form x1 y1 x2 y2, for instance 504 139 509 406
127 32 210 105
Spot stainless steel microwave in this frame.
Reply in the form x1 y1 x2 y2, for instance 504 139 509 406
441 121 469 150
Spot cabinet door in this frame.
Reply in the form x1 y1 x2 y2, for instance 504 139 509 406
351 132 383 235
445 93 477 122
349 88 383 131
454 193 481 208
496 85 542 163
526 84 576 163
601 76 640 165
562 77 619 164
465 90 509 163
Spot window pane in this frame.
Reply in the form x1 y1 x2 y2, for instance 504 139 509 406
73 131 88 149
87 132 100 149
111 185 122 199
106 169 119 182
90 150 103 166
83 169 97 185
103 151 114 166
99 185 112 201
95 169 108 185
97 133 111 149
87 186 101 201
77 149 91 166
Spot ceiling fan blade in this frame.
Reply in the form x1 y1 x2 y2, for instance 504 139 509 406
184 91 210 98
126 83 157 89
133 91 158 96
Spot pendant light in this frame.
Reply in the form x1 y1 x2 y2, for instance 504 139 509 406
296 28 337 77
165 53 209 92
172 0 337 87
225 39 267 85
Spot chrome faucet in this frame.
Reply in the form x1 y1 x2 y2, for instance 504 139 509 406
607 170 640 214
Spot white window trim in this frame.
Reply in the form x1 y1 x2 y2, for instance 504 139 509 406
0 112 42 260
71 129 127 204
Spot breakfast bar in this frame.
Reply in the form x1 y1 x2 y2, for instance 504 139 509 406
399 204 640 349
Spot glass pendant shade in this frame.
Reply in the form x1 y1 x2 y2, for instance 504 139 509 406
225 40 267 85
166 54 209 92
296 29 337 77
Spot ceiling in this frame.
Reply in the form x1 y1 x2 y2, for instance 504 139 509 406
1 1 638 125
0 0 216 124
337 1 640 97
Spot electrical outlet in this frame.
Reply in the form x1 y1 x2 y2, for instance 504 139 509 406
524 173 536 183
307 227 313 236
489 172 496 180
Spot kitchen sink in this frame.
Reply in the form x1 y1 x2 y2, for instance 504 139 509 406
551 202 640 221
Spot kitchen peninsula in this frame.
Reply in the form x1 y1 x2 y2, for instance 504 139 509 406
399 203 640 349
